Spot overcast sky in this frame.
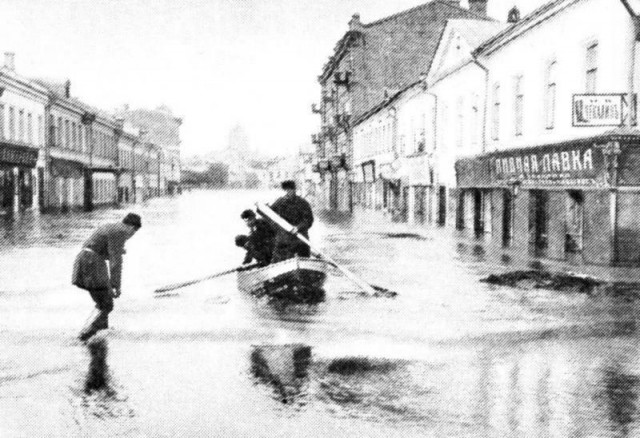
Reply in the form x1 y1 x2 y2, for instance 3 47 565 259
0 0 548 158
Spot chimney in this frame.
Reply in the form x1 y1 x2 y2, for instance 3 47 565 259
508 6 521 23
4 52 15 71
468 0 488 17
349 13 363 32
64 80 71 98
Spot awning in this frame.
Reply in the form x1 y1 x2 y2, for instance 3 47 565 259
50 157 85 178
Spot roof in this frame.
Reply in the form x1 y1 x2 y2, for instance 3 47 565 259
320 0 494 82
476 0 639 56
447 19 508 49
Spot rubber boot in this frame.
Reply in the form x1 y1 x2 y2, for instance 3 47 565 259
79 309 109 342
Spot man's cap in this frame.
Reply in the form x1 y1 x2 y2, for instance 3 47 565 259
240 209 256 219
122 213 142 229
281 180 296 190
235 234 249 247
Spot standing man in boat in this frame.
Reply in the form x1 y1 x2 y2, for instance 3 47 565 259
72 213 142 341
269 180 314 263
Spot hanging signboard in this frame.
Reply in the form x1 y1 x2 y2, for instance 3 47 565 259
361 161 375 183
572 94 632 127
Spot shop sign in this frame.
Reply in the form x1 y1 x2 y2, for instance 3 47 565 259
361 161 375 183
0 143 39 167
493 143 603 186
572 94 631 127
407 154 431 185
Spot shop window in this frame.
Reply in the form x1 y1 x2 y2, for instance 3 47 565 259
514 75 524 137
9 107 15 141
18 110 24 142
57 117 63 146
545 61 557 130
586 42 598 93
65 120 70 148
471 94 479 147
37 115 43 146
0 104 4 140
565 190 584 253
456 97 464 149
492 83 500 141
456 190 465 230
27 113 33 144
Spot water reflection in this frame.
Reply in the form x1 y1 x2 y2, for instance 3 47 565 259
250 343 312 404
84 336 112 394
70 335 137 433
602 366 639 437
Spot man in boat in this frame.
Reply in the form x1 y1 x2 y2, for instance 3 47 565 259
235 234 271 267
72 213 142 341
240 209 275 265
269 180 314 263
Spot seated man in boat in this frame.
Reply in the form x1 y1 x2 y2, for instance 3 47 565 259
235 234 271 266
240 209 275 264
270 180 314 263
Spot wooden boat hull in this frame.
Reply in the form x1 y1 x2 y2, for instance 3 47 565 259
237 257 331 303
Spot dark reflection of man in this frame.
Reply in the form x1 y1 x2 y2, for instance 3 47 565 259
84 335 113 394
603 365 639 437
250 344 312 404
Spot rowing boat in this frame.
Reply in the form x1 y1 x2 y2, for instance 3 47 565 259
237 256 332 303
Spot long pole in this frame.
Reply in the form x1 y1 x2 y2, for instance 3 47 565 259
257 203 377 295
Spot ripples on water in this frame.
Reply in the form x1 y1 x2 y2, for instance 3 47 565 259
1 189 640 437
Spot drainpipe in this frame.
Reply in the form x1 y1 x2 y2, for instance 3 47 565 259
473 58 490 154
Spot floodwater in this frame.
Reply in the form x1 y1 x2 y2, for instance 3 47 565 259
1 189 640 437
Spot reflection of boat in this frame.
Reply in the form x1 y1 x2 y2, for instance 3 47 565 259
237 256 331 302
250 343 312 403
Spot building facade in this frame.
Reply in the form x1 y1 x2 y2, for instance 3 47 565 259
313 0 491 212
0 54 48 215
454 0 640 265
118 105 182 195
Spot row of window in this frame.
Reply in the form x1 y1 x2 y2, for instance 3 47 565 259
0 105 44 146
490 42 598 141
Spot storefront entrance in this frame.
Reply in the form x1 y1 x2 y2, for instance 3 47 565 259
565 190 584 254
529 190 549 254
0 167 14 211
414 186 427 224
502 190 513 247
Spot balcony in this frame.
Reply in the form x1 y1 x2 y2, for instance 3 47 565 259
333 71 352 90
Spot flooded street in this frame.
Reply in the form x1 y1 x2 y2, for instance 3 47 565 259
2 189 640 437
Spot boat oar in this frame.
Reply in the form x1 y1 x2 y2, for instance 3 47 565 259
257 203 384 297
154 263 258 295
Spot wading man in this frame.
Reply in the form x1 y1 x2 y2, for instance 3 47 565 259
72 213 142 341
270 180 314 263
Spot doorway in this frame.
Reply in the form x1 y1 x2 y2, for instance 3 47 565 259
529 190 549 253
438 185 447 226
565 190 584 254
502 189 513 247
473 189 484 235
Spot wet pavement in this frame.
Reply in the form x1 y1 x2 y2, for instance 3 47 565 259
1 189 640 437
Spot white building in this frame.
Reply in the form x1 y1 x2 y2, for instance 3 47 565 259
427 18 506 228
455 0 640 265
0 53 48 214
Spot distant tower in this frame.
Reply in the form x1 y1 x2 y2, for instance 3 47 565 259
227 124 250 158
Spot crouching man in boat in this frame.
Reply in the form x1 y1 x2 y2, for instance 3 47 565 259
72 213 142 341
270 180 314 263
235 209 275 266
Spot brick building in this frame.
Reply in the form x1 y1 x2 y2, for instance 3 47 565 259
312 0 491 212
118 105 182 195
